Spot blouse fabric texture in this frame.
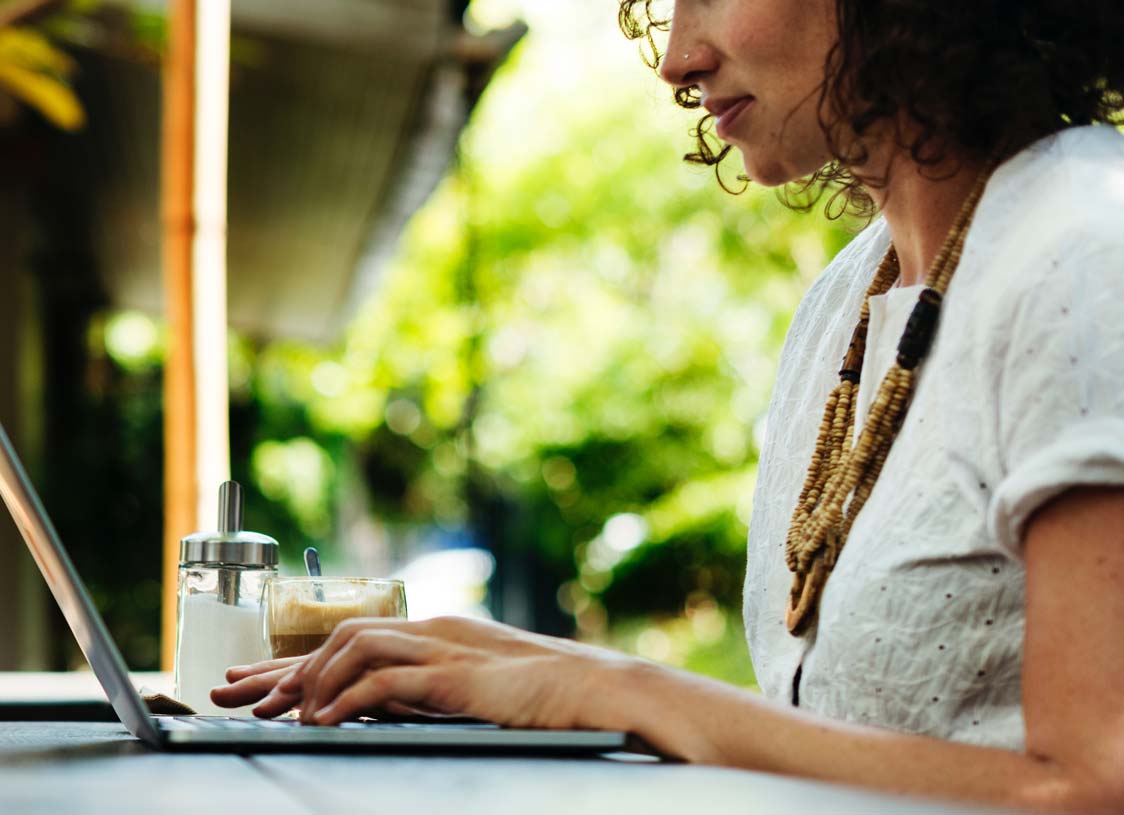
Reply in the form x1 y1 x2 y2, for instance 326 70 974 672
742 125 1124 749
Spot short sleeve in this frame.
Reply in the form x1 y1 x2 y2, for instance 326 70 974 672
988 240 1124 556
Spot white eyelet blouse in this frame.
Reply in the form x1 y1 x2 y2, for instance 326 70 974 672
742 125 1124 749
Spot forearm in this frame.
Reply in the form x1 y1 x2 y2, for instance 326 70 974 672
593 660 1096 814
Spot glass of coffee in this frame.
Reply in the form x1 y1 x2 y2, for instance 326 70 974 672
261 576 407 659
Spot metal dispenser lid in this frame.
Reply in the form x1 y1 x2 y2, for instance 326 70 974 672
179 481 278 567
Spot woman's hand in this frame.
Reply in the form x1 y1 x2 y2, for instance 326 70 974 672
255 615 637 729
209 656 307 716
209 616 641 729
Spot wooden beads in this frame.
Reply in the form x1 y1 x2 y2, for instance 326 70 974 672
783 163 994 637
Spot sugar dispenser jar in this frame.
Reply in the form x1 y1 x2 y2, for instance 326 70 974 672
175 481 278 715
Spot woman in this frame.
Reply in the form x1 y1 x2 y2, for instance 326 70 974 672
214 1 1124 810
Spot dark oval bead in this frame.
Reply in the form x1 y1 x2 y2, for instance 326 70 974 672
897 288 943 370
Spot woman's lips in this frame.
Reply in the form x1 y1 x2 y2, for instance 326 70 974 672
714 97 755 141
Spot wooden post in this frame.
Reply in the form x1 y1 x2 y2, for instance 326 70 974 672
192 0 233 535
160 0 197 672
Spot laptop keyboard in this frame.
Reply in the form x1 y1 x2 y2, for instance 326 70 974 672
167 716 303 730
162 716 497 731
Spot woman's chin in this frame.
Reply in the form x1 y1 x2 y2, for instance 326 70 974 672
737 145 831 189
737 153 797 189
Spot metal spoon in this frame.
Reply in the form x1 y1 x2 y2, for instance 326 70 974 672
303 546 325 601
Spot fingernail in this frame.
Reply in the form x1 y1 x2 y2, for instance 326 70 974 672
228 665 248 673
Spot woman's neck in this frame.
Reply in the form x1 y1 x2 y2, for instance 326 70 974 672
866 152 987 288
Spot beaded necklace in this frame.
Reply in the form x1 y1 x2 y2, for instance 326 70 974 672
783 164 994 636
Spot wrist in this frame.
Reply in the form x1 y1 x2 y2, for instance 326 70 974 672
573 654 646 731
579 655 716 763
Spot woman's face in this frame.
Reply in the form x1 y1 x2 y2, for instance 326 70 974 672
659 0 839 187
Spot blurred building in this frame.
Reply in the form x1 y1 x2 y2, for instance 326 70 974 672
0 0 523 669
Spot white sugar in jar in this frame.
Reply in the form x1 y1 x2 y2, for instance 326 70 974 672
175 482 278 715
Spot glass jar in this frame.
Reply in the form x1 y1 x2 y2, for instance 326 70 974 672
174 482 278 715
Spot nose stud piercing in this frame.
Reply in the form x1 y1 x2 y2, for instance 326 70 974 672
683 53 690 60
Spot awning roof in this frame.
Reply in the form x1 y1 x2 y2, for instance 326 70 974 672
67 0 523 341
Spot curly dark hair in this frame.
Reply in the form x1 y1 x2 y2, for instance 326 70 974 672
619 0 1124 218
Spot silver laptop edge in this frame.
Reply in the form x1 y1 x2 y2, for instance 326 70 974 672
0 421 161 746
0 420 630 754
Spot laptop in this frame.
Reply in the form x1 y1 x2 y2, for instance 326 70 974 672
0 420 631 754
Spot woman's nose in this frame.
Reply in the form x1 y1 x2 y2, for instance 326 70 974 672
658 42 715 89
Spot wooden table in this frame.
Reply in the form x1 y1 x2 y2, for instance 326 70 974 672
0 722 1018 814
0 674 1008 814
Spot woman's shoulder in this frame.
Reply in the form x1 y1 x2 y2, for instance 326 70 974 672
961 126 1124 307
981 126 1124 259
